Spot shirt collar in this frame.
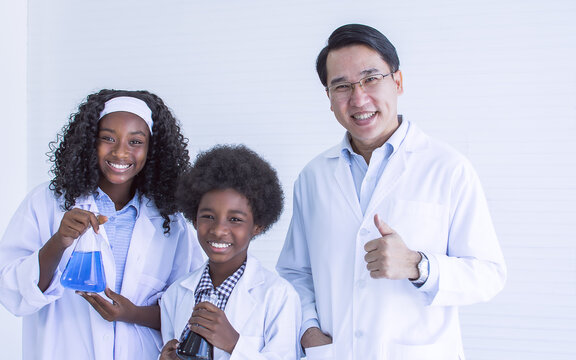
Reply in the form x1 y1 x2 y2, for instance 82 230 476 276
93 187 141 217
339 115 408 162
194 261 247 305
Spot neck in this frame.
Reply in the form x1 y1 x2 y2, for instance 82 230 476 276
209 256 247 288
99 182 135 210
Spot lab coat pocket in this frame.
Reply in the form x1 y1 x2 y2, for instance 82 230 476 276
138 273 167 305
385 199 449 251
386 341 460 360
304 343 334 359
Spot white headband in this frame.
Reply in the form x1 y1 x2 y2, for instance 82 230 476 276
99 96 154 134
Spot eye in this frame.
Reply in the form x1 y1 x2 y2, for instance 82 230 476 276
229 217 244 223
332 83 352 92
130 139 144 145
99 135 114 142
199 214 214 220
363 76 380 84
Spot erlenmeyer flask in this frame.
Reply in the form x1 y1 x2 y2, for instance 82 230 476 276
60 222 106 293
177 294 218 360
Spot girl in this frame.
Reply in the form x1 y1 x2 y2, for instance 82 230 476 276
159 144 301 360
0 89 203 359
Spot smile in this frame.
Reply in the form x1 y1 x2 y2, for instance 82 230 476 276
209 242 232 249
352 111 377 120
107 161 132 170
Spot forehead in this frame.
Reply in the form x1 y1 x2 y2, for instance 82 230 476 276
326 44 391 82
99 111 150 133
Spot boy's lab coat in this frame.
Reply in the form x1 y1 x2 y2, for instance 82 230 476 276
0 183 203 360
277 121 506 360
160 255 302 360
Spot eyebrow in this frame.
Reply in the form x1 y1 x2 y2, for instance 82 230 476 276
329 68 380 86
99 127 148 137
197 208 250 217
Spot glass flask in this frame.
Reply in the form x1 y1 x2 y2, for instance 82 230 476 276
60 224 106 293
177 293 218 360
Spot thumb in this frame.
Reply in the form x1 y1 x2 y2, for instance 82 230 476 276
374 214 394 236
104 287 119 302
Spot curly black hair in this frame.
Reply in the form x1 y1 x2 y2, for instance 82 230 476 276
48 89 190 233
176 144 284 235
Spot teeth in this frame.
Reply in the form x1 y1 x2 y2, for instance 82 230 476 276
108 162 131 169
209 242 231 249
353 112 376 120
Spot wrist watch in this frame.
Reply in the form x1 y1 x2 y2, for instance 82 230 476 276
411 251 429 287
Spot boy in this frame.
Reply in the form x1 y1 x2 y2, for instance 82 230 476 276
160 144 301 360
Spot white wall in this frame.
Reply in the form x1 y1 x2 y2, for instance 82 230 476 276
0 0 26 358
1 0 575 358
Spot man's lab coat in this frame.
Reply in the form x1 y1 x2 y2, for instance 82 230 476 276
277 121 506 360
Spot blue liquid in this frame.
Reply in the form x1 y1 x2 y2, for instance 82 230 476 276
60 251 106 292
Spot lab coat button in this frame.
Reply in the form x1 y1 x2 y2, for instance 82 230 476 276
359 228 369 236
356 279 366 288
354 330 363 338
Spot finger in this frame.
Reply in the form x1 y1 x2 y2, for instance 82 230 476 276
364 249 380 263
77 292 112 318
194 301 220 312
190 323 211 337
104 288 120 303
374 214 394 237
364 238 380 252
88 212 101 233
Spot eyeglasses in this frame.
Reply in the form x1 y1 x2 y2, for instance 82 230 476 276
326 73 394 100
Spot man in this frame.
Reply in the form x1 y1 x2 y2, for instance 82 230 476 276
276 24 506 359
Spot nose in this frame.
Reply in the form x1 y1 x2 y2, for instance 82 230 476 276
349 83 370 107
111 141 130 158
210 219 230 237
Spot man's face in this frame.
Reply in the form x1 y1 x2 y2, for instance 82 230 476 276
326 44 403 151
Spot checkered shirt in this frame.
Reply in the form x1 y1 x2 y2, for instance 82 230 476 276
194 261 246 310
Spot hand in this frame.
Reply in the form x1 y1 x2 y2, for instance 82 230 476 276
301 327 332 349
363 214 421 280
53 209 106 249
38 210 107 292
189 301 239 354
160 339 180 360
77 287 137 323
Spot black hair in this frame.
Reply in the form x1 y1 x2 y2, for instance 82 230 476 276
176 144 284 235
48 89 190 233
316 24 400 87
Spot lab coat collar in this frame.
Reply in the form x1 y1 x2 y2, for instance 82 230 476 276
179 255 264 332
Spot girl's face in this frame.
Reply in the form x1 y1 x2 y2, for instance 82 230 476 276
96 111 150 194
193 188 262 276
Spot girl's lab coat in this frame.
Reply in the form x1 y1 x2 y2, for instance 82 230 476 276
0 183 203 360
160 255 302 360
277 121 506 360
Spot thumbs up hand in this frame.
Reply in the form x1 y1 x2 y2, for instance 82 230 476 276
363 214 421 280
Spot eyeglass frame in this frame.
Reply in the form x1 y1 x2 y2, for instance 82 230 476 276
325 72 395 97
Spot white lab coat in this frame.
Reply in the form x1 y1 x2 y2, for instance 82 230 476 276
160 255 302 360
0 182 204 360
277 121 506 360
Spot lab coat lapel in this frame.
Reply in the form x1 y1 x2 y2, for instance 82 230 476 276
120 201 156 298
364 147 408 217
333 156 363 220
225 256 261 333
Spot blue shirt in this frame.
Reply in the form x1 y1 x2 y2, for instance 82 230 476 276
340 118 409 214
93 189 139 294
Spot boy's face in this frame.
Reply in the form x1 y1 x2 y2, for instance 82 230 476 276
193 188 261 275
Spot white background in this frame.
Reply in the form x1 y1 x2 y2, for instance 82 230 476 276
1 0 575 358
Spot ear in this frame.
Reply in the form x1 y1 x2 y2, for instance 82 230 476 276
394 70 404 95
252 225 264 238
192 219 198 230
326 90 334 112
